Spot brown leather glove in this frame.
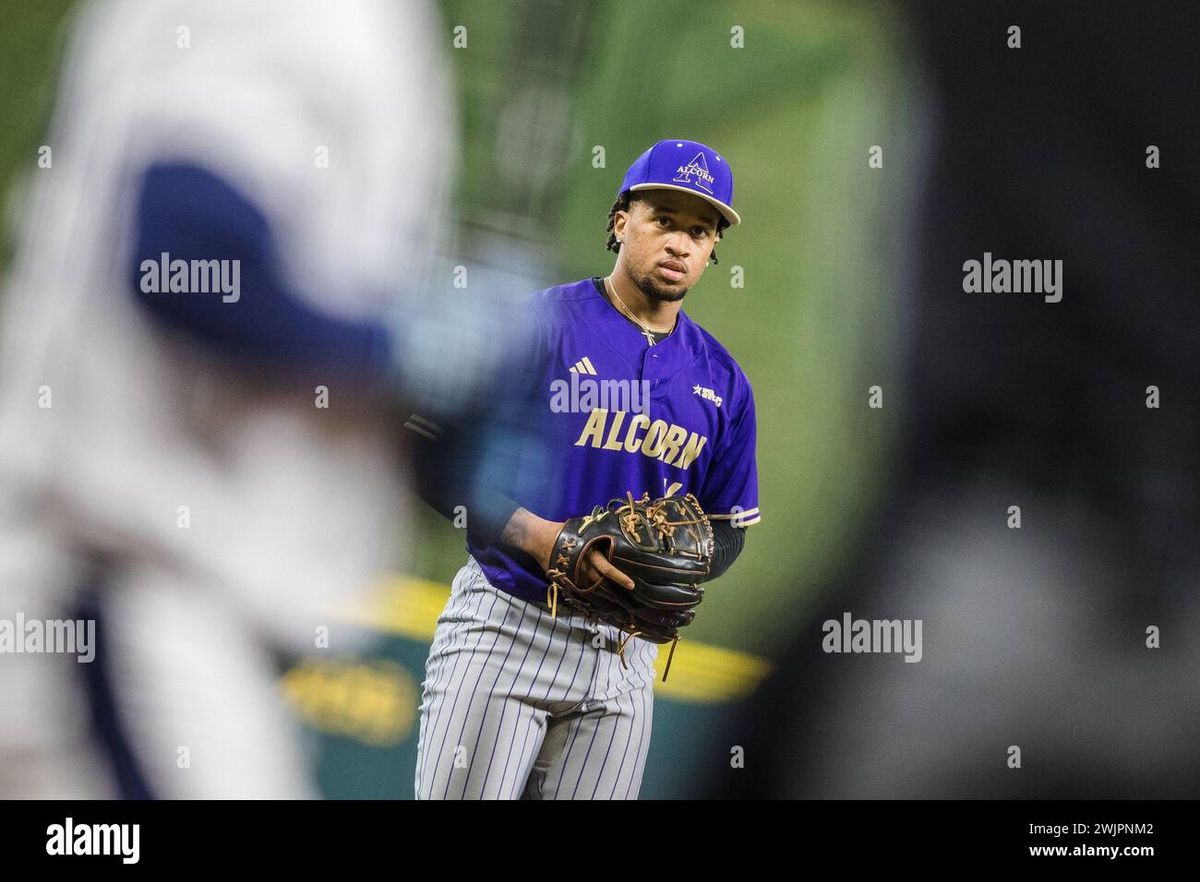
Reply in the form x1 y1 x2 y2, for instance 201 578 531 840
545 492 714 681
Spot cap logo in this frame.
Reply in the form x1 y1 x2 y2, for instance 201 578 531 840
673 152 715 194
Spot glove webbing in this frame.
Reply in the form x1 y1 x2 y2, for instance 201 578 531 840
545 580 681 684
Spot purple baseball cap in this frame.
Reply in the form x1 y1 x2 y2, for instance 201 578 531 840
617 139 741 227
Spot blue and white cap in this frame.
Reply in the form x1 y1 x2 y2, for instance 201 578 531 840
618 139 740 227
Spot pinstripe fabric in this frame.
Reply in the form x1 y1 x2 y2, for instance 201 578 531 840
415 556 657 800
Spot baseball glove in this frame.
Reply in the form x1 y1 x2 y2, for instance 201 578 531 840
545 491 714 682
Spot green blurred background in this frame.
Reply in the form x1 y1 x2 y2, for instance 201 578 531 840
0 0 919 797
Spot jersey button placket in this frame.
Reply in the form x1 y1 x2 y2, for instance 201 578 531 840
642 347 664 395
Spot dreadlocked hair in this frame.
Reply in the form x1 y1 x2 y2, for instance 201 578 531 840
605 192 728 265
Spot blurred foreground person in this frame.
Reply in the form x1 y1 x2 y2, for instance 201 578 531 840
0 0 515 798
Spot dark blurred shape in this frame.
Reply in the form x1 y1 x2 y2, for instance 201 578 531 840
709 0 1200 799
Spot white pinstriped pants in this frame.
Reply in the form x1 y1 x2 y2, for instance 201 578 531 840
415 556 658 800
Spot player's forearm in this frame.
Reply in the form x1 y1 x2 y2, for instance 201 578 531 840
707 518 747 580
499 508 564 573
416 473 523 546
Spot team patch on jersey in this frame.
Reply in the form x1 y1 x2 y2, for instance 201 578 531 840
573 408 707 470
692 384 722 407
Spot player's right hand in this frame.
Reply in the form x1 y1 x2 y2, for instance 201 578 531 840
540 521 636 592
577 546 635 592
506 508 636 591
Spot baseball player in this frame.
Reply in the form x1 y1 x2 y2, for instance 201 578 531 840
411 139 761 800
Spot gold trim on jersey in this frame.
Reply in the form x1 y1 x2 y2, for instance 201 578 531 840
708 507 761 527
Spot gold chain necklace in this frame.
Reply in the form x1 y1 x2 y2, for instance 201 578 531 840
603 275 674 346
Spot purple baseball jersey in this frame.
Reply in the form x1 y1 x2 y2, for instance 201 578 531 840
471 276 761 604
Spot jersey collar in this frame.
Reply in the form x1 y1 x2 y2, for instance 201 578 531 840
589 276 694 351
